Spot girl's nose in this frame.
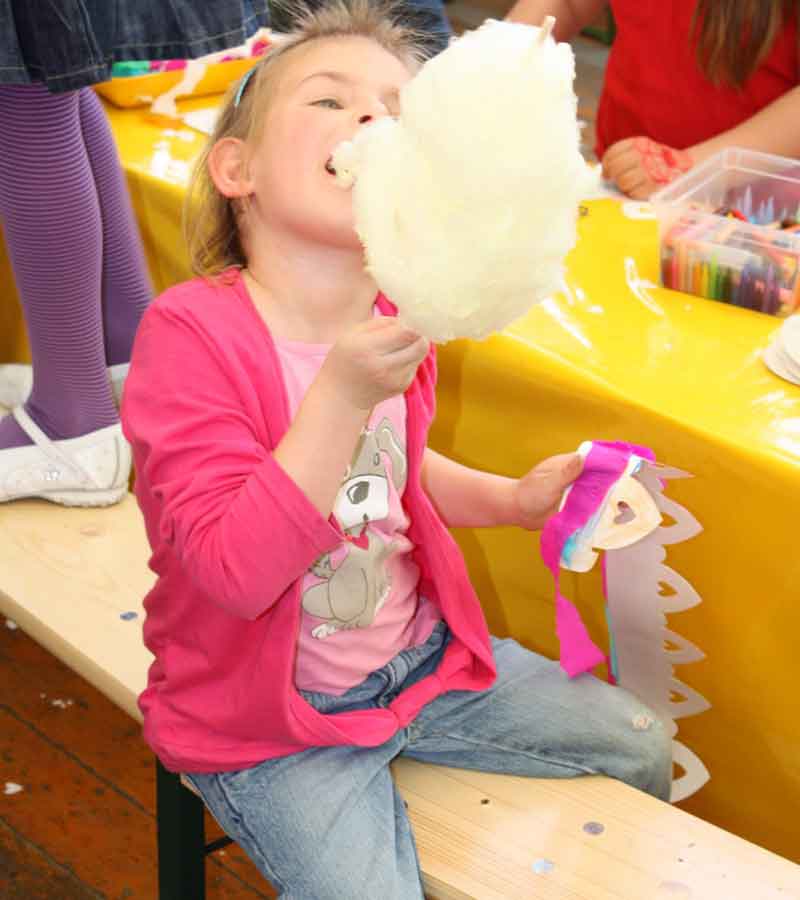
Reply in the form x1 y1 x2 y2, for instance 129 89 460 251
358 100 390 125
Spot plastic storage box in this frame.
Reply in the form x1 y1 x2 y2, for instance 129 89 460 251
652 147 800 317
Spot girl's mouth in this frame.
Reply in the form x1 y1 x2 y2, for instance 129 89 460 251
325 157 336 175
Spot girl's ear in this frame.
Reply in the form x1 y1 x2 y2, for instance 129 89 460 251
208 137 255 198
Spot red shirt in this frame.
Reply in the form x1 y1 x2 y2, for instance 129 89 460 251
596 0 798 157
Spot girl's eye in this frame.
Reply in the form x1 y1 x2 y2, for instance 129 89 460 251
313 98 342 110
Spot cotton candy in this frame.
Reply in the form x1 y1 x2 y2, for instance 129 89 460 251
331 18 593 342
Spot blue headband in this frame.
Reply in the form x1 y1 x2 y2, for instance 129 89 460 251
234 66 257 107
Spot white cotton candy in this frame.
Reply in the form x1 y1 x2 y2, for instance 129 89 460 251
331 18 593 343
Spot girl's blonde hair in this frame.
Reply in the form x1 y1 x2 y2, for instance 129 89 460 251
185 0 426 278
693 0 799 88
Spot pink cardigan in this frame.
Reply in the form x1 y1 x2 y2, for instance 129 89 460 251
122 272 496 773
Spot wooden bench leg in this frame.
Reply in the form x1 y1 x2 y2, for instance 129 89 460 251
156 759 207 900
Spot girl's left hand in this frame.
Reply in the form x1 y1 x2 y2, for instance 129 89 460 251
513 453 583 531
602 137 693 199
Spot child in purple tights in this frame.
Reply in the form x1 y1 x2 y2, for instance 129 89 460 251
0 1 272 505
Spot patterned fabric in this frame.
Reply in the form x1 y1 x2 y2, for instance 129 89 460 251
0 0 269 91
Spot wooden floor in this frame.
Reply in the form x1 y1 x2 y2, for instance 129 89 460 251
0 619 276 899
0 7 607 898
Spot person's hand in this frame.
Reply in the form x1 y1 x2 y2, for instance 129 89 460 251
602 137 693 199
513 453 583 531
320 316 429 410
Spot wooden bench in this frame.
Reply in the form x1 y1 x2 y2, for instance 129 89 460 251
1 495 799 899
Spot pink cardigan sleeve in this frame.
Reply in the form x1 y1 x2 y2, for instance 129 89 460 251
122 302 344 620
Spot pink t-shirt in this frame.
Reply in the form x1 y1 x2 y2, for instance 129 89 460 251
274 332 440 695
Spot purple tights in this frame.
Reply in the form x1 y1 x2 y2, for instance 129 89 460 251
0 83 151 449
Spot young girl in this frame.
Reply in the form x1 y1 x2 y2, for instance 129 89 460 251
122 3 672 896
509 0 800 198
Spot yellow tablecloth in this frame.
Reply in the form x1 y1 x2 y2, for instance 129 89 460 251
2 97 798 863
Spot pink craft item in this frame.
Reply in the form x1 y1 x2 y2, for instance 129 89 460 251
540 441 655 678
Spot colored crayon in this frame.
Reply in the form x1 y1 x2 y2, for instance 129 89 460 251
731 268 743 306
661 247 670 287
708 256 719 299
753 278 766 312
700 261 709 297
677 241 688 293
691 253 702 295
670 246 679 290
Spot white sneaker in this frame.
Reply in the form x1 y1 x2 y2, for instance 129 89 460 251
0 363 129 410
0 406 131 507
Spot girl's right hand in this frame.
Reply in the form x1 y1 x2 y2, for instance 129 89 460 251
320 317 429 410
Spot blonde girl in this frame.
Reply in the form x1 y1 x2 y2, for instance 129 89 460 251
122 3 671 896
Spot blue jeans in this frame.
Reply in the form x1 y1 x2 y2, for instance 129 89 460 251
187 623 672 899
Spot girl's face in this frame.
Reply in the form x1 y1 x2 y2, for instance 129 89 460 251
247 36 412 250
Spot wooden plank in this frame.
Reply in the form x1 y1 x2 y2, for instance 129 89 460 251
0 496 153 723
393 761 800 899
1 498 799 900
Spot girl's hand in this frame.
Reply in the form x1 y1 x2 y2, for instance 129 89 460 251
513 453 583 531
601 137 693 199
320 316 429 411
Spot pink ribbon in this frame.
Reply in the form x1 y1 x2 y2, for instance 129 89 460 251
540 441 655 678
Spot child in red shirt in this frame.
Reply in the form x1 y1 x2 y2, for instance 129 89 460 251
509 0 800 197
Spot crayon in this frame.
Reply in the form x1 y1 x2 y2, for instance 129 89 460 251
700 261 709 297
715 265 726 301
670 246 679 290
744 266 761 309
731 268 744 306
662 246 676 289
708 256 719 299
721 267 733 304
753 278 766 312
691 252 702 295
766 266 782 315
760 266 775 313
677 240 688 293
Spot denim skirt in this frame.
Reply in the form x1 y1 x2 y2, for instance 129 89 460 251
0 1 450 93
0 0 270 92
0 0 450 93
